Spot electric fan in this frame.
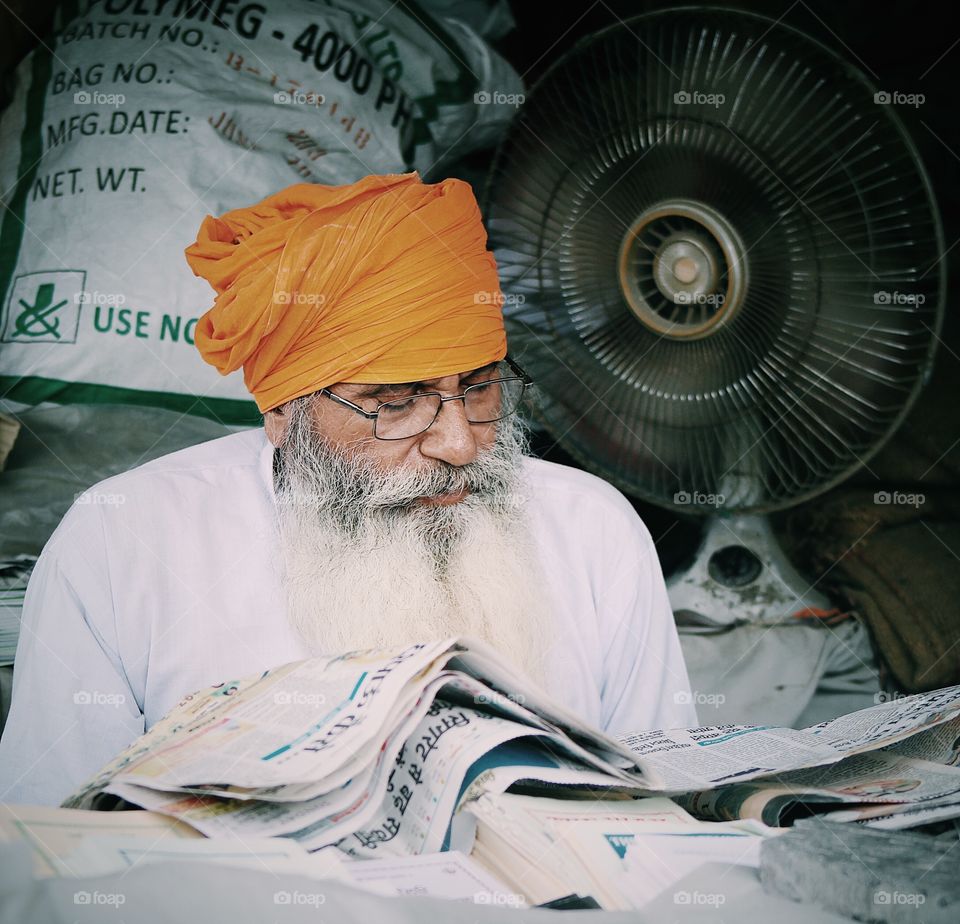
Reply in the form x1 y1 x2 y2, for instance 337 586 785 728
484 7 945 626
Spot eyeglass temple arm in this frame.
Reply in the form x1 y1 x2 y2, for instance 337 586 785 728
319 388 380 419
503 354 533 385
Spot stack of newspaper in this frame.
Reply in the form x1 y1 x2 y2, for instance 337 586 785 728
65 638 652 856
61 637 960 908
465 791 768 909
0 554 35 666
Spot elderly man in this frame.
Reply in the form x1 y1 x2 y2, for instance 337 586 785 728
0 173 695 806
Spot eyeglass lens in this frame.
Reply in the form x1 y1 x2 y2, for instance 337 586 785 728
374 377 525 439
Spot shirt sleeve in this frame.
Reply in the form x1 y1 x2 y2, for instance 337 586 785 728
596 503 699 737
0 498 144 806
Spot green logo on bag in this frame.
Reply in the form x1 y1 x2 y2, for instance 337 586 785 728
2 271 85 343
15 284 67 338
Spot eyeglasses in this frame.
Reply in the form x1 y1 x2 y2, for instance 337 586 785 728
320 356 533 440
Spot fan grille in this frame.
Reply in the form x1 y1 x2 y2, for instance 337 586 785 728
485 7 945 514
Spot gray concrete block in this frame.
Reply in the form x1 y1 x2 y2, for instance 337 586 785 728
760 820 960 923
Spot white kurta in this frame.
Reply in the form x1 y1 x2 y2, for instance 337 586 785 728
0 428 696 805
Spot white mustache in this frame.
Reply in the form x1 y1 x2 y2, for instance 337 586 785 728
275 404 528 519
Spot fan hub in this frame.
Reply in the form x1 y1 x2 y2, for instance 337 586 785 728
670 255 700 285
654 236 717 303
618 199 747 340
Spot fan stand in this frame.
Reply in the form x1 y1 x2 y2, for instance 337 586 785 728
667 513 834 629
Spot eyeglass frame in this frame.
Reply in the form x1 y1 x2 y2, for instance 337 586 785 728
318 355 534 440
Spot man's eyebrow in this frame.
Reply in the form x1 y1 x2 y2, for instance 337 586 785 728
348 362 500 398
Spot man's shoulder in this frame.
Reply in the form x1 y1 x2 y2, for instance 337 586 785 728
81 428 269 496
132 427 267 474
44 429 270 563
522 456 645 532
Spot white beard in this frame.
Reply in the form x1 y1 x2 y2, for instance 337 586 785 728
272 399 553 686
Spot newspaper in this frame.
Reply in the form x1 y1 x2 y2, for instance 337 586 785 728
616 684 960 792
76 641 454 794
882 714 960 765
618 725 841 791
815 792 960 826
0 805 517 903
662 693 960 826
63 640 960 850
463 792 771 909
0 555 35 666
343 699 649 859
805 686 960 754
0 804 199 878
857 797 960 830
64 638 646 852
68 639 637 800
676 752 960 826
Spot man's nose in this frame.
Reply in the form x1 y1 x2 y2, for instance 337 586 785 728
418 396 479 466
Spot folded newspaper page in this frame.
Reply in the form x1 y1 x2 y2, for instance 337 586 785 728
662 696 960 825
617 683 960 792
63 638 649 852
677 752 960 826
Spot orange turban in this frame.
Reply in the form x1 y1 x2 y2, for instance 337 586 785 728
185 172 507 413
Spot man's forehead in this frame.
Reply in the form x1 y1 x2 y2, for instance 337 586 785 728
340 360 500 395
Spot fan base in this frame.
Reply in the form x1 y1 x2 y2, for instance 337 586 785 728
668 514 834 628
